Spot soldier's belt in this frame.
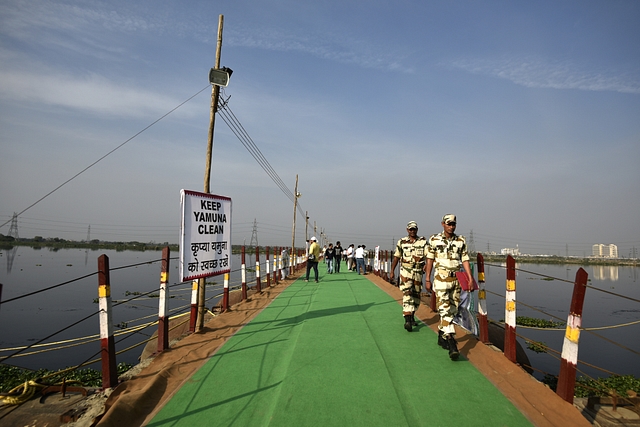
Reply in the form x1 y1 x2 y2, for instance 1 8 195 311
435 270 457 282
402 262 423 267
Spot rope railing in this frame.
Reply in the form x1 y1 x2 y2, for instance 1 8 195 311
378 250 638 405
1 244 301 397
2 244 635 406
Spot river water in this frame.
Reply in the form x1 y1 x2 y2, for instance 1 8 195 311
1 247 638 383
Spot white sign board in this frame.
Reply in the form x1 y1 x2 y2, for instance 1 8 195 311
180 190 232 281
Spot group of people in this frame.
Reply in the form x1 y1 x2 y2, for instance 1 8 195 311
390 214 473 361
304 239 370 282
302 215 471 361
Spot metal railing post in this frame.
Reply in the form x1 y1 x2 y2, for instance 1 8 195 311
189 280 198 332
477 253 489 344
255 246 261 292
556 268 589 403
97 254 118 389
157 247 170 353
266 246 271 288
241 246 247 300
222 272 229 311
504 255 517 363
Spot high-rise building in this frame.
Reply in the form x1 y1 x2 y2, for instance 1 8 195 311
592 244 618 258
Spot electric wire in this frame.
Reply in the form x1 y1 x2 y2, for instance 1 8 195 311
0 85 211 230
217 93 305 218
217 94 294 203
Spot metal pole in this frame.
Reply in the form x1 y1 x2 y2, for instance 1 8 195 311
197 14 224 333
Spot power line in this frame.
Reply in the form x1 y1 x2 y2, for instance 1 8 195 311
217 92 305 218
0 85 212 230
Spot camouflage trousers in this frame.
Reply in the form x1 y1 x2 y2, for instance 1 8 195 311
433 279 461 336
399 269 422 315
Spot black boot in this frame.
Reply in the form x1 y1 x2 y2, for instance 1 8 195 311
411 314 418 327
447 336 460 360
404 315 413 332
437 330 449 350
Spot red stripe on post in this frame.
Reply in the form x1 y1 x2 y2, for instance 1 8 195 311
266 246 271 288
477 253 489 344
222 273 229 312
241 246 247 300
556 268 589 403
255 246 261 293
98 255 118 389
504 255 517 363
157 247 170 353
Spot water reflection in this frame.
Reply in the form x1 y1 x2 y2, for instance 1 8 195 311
591 265 619 281
5 246 18 274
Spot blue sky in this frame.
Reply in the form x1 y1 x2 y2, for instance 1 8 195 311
1 0 639 257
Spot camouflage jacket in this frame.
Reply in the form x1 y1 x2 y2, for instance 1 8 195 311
394 235 428 273
426 232 469 278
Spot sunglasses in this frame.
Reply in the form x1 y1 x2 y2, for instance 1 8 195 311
446 222 457 226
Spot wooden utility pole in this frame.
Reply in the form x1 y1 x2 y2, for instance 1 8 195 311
305 211 309 244
290 175 299 275
197 14 224 333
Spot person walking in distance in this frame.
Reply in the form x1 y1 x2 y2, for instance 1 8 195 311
390 221 428 332
346 244 355 271
333 241 343 273
355 245 367 275
280 247 289 280
424 214 473 360
305 237 321 283
325 243 335 274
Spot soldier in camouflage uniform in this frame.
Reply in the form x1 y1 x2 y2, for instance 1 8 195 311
390 221 428 332
425 214 474 360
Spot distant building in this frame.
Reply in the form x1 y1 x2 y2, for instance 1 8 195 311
501 245 520 256
592 244 618 258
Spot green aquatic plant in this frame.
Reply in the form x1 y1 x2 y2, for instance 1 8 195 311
0 362 134 393
516 316 565 328
543 374 640 398
525 340 548 353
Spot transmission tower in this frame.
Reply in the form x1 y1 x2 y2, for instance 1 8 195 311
6 213 19 273
8 213 19 239
249 218 259 248
468 230 476 254
86 225 91 242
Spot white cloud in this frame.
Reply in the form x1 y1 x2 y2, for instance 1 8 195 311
444 56 640 94
0 64 204 118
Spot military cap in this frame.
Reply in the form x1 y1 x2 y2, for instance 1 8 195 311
442 214 457 224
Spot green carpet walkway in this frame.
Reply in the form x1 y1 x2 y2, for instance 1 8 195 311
147 266 533 427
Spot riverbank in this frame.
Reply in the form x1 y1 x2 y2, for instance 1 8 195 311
2 238 637 267
481 253 638 267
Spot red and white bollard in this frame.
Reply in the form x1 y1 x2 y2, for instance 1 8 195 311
222 272 229 312
97 254 118 389
504 255 517 363
241 246 247 300
157 247 170 353
189 279 198 333
556 268 589 403
476 253 489 344
255 247 261 293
